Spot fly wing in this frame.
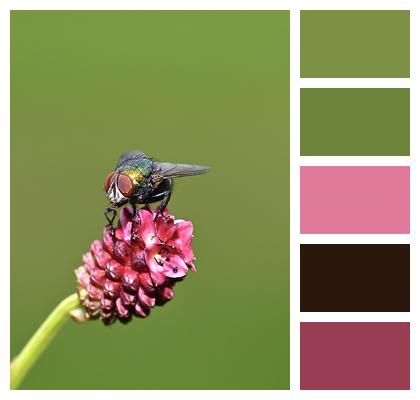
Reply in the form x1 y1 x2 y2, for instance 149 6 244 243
157 162 210 178
117 150 146 165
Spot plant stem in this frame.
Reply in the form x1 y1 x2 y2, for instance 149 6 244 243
10 293 82 389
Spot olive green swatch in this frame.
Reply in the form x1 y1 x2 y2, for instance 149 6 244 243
301 89 410 156
301 10 410 78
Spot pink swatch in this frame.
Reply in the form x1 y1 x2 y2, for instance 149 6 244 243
300 322 410 390
300 166 410 233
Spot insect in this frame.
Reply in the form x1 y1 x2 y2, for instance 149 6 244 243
104 150 210 228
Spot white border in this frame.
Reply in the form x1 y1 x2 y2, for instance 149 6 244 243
300 78 411 88
300 313 411 323
1 1 419 400
301 156 411 166
290 8 300 392
2 0 11 398
300 234 411 244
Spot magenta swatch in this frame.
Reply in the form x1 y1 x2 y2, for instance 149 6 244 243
300 166 410 233
300 322 410 390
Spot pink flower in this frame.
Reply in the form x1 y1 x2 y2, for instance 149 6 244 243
75 206 196 325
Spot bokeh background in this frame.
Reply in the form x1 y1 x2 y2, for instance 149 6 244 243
11 11 290 389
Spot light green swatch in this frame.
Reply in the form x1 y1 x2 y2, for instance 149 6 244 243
301 88 410 156
301 10 410 78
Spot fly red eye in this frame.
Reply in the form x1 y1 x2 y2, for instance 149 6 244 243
104 172 117 191
117 174 134 197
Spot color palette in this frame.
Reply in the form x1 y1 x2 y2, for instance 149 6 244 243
299 10 411 391
300 89 410 156
300 166 410 234
300 10 410 77
301 244 410 312
300 322 410 390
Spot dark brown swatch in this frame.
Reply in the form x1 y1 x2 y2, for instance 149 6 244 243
300 244 410 312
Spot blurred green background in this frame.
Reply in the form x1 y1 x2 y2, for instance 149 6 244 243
11 11 289 389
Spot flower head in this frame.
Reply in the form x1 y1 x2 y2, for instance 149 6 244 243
75 206 196 325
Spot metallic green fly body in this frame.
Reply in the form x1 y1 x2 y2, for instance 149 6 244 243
104 150 210 226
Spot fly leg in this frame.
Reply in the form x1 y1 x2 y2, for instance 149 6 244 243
146 178 173 236
155 190 172 221
104 207 117 238
130 200 137 242
149 190 171 238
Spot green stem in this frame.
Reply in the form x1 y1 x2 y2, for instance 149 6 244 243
10 293 82 389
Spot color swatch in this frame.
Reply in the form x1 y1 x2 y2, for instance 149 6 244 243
300 10 410 77
300 322 410 390
300 89 410 156
300 166 410 234
300 244 410 312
